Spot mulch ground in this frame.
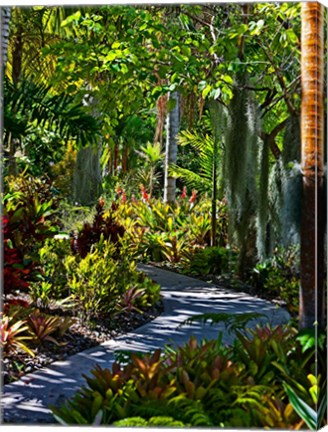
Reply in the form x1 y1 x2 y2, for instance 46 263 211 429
2 300 163 385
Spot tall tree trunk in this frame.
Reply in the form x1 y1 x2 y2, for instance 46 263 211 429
73 145 102 206
8 10 24 176
1 7 11 69
209 100 222 247
164 91 179 203
300 2 325 330
73 89 103 206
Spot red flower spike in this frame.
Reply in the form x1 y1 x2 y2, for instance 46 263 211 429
189 190 197 203
122 191 127 204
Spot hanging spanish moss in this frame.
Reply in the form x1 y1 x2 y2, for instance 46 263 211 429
73 145 103 206
224 81 249 213
282 115 301 167
224 78 259 275
280 114 302 245
266 158 284 251
281 162 302 245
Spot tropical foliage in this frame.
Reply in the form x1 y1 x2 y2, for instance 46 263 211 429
2 3 326 428
52 321 326 429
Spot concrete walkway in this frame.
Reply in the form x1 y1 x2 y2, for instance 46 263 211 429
1 264 290 425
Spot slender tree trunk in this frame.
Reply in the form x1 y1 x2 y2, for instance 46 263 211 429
209 100 222 247
12 22 23 86
73 145 102 206
300 2 325 330
164 91 179 203
114 143 119 174
73 89 103 206
8 11 24 176
122 145 128 173
1 7 11 69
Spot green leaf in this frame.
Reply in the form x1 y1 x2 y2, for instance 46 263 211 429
111 41 121 49
202 85 212 99
106 52 117 62
296 329 316 353
285 29 298 44
210 88 221 100
61 11 81 27
283 383 317 430
120 63 129 74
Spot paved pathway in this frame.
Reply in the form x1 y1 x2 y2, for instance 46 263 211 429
1 265 290 425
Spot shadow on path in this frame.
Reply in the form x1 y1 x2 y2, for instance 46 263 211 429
1 264 290 424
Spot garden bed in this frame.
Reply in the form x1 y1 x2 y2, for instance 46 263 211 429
2 297 163 385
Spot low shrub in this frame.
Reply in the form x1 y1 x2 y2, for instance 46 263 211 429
249 247 300 313
65 239 160 321
29 237 72 305
184 246 233 276
3 174 60 295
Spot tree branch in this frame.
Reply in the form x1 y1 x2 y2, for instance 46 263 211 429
259 118 288 160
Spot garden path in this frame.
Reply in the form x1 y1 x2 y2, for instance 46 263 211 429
1 264 290 425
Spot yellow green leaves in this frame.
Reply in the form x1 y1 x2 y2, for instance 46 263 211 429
60 11 81 27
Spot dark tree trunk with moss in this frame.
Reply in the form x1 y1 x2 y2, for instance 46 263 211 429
73 145 102 206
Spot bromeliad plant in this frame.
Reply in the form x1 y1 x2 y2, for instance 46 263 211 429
52 312 326 429
3 173 61 295
0 313 35 357
26 310 75 346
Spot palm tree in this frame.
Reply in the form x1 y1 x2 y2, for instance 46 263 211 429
169 101 225 246
300 2 325 330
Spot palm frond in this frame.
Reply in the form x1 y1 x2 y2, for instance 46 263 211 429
169 164 211 193
4 77 99 147
177 130 214 155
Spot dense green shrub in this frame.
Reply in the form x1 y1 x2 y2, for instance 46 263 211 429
51 324 324 428
112 197 229 267
30 237 72 304
184 246 234 276
65 239 160 321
